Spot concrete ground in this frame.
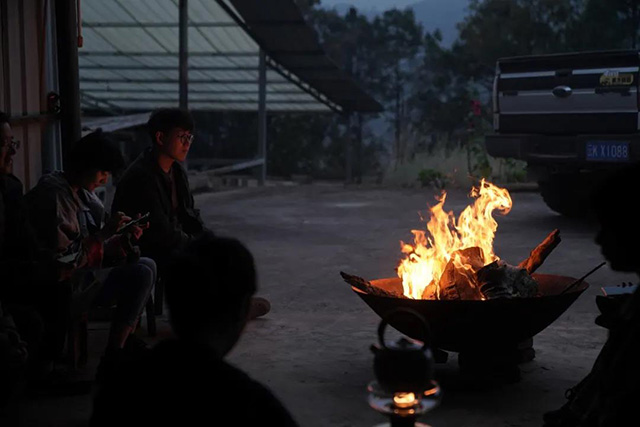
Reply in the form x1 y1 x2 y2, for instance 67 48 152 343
11 182 635 426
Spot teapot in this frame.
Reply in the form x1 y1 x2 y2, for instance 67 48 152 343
370 308 434 393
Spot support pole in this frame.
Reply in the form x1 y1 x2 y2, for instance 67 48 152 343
55 0 81 165
345 112 353 185
257 49 267 186
179 0 188 109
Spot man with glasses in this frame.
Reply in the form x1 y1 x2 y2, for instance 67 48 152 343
0 111 21 253
0 111 19 254
0 111 51 382
112 108 271 320
0 110 31 292
112 109 203 273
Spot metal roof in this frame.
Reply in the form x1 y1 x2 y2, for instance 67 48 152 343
81 112 151 135
79 0 382 114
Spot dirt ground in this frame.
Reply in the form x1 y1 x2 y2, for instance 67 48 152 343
12 182 635 427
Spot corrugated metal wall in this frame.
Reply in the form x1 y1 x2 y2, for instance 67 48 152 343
0 0 55 189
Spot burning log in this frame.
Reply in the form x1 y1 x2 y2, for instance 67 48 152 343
421 282 438 300
518 229 561 274
438 247 486 300
340 271 407 299
477 260 539 299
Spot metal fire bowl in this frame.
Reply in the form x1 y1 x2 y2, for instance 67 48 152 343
353 274 589 352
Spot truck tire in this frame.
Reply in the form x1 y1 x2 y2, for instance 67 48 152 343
538 174 591 217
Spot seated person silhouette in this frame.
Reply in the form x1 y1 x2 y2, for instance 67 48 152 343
91 233 299 426
23 131 155 380
111 108 270 319
544 163 640 427
1 111 61 381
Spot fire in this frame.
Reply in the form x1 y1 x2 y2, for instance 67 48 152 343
393 392 417 409
397 179 512 299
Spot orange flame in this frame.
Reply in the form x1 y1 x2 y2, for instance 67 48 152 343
397 179 512 299
393 392 417 408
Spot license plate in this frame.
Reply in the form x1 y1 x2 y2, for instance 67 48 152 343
585 141 630 162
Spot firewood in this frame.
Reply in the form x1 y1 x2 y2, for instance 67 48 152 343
340 271 407 299
477 260 539 299
518 229 561 274
421 281 438 299
438 247 485 300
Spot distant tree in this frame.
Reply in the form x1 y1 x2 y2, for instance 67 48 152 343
451 0 581 91
611 0 640 49
305 6 386 181
567 0 640 50
267 113 330 178
411 30 471 144
372 9 423 166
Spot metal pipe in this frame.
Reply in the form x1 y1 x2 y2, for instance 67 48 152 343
80 78 285 84
81 97 317 104
55 0 81 164
43 0 63 173
9 112 54 123
179 0 188 109
257 49 267 185
345 112 353 184
209 158 264 175
82 89 301 95
79 51 256 57
80 65 261 71
84 22 239 28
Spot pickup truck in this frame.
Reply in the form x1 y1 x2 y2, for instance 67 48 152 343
485 50 639 216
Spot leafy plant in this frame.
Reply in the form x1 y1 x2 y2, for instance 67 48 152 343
466 137 492 180
503 158 527 183
418 168 446 189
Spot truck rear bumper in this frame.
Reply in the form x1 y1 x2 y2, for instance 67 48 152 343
485 134 640 163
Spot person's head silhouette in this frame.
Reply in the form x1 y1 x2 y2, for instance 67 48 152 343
165 232 257 356
593 164 640 274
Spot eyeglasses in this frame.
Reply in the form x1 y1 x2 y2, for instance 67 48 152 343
1 137 20 151
176 133 194 146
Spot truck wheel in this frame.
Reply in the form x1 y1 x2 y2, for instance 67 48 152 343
538 175 591 217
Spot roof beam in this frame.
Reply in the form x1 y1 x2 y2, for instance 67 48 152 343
265 57 340 112
84 22 240 28
82 89 303 95
213 0 340 113
80 78 287 84
83 20 307 29
80 94 123 115
79 51 258 57
88 98 318 104
83 106 331 113
79 64 336 72
80 65 261 71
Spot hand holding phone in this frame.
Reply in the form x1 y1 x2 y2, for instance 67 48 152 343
57 251 80 264
116 212 150 235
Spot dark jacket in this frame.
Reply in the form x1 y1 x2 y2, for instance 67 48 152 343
111 148 205 267
0 174 57 301
0 174 25 260
91 339 299 427
0 174 28 298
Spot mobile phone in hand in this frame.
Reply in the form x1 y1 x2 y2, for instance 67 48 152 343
57 251 80 264
116 212 150 234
